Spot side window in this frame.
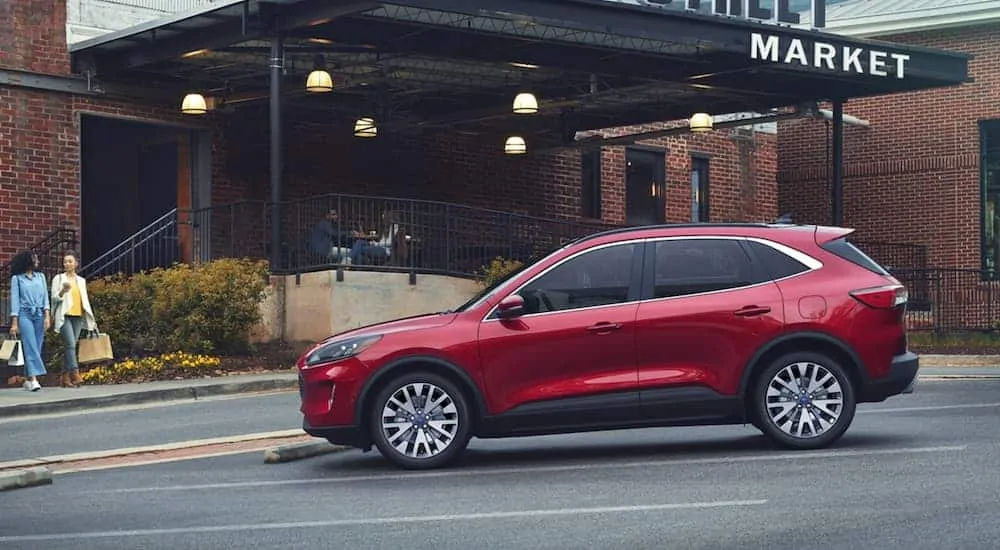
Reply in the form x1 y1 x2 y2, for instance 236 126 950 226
518 243 637 314
653 239 755 298
745 240 811 280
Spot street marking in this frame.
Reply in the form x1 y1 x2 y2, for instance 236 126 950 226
94 444 965 494
0 499 767 542
859 402 1000 414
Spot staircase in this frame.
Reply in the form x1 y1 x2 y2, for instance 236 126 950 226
80 209 181 279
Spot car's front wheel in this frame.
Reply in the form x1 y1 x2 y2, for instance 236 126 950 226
752 352 857 450
369 372 472 470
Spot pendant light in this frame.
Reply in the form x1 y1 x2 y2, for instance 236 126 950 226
504 136 527 154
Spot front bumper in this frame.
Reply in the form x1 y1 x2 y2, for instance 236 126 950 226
861 351 919 402
303 419 365 448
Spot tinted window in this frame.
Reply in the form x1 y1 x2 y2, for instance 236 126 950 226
745 240 810 280
821 238 890 275
653 239 755 298
518 243 637 314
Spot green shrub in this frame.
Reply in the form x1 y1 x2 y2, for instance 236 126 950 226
86 259 270 357
478 257 523 289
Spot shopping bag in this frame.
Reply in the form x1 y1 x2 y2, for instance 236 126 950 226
0 338 19 362
6 340 24 367
78 331 114 365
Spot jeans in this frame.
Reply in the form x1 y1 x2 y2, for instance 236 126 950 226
350 240 389 265
60 315 84 373
17 309 46 378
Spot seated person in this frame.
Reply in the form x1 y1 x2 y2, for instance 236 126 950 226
350 213 404 265
309 209 360 262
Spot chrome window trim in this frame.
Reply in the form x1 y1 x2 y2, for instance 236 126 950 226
480 233 824 321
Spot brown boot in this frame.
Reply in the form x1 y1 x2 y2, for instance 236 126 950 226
71 370 83 387
60 372 72 388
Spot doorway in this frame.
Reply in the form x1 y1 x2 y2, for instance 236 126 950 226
80 115 208 271
625 147 665 225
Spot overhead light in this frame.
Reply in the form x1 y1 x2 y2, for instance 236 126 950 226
181 49 210 58
689 112 713 132
307 37 334 45
306 55 333 93
181 93 208 115
504 136 526 154
354 117 377 138
509 62 539 69
512 92 538 115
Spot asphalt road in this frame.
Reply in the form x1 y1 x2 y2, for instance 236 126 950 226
2 379 999 549
0 391 301 462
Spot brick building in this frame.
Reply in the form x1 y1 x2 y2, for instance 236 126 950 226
0 0 968 282
778 0 1000 273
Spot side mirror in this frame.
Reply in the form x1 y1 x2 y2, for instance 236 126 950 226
497 294 525 319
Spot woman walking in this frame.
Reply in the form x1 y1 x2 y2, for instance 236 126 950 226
8 250 51 391
50 251 97 388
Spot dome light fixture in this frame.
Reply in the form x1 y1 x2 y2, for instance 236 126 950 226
504 135 527 154
354 117 377 138
181 93 208 115
689 112 714 132
512 92 538 115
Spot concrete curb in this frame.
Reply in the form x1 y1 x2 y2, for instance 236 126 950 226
264 439 349 463
0 429 306 472
0 377 297 419
0 467 52 491
919 355 1000 368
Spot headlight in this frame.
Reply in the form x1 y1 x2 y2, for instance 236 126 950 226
304 334 382 368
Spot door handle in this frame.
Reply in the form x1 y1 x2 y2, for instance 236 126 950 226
734 305 771 317
586 322 623 333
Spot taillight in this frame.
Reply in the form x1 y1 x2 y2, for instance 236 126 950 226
850 284 908 309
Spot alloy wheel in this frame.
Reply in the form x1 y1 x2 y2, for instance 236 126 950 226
764 361 845 439
380 382 461 459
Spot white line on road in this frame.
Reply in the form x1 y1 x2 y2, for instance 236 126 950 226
95 444 965 494
858 402 1000 414
0 499 767 542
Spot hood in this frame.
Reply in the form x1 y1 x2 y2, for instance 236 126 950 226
319 312 458 345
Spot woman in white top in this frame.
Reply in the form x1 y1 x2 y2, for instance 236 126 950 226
49 251 97 388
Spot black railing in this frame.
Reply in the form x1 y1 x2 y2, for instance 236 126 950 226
0 228 79 331
890 268 1000 333
180 194 619 279
81 209 180 279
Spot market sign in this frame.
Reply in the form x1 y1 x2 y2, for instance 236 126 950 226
685 0 827 28
749 32 911 78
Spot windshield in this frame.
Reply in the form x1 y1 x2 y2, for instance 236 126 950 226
452 262 529 313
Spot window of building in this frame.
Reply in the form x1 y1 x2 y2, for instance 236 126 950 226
981 120 1000 278
691 155 710 222
581 150 602 219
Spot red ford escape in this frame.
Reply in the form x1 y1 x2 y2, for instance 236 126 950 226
298 222 918 470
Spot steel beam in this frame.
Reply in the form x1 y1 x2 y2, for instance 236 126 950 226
270 34 285 270
0 67 183 102
831 100 844 227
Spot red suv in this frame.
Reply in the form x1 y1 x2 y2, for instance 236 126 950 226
298 223 918 470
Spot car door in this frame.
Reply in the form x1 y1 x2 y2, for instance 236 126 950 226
478 241 645 428
634 236 785 420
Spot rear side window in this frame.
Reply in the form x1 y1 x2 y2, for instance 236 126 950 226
744 240 810 280
820 238 890 275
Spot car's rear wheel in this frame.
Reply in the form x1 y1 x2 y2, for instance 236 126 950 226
752 352 856 450
369 372 471 470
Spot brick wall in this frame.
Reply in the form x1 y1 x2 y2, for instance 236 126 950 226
224 104 779 227
777 24 995 269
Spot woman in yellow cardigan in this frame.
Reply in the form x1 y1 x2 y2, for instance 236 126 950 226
49 251 98 388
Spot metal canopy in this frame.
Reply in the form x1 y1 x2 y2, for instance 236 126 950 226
70 0 972 145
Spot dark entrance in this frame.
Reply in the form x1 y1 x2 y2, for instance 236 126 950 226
80 115 202 273
625 147 665 226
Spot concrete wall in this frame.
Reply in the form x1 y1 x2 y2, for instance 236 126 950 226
253 270 482 344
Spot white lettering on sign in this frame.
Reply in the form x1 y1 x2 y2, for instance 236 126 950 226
749 32 911 79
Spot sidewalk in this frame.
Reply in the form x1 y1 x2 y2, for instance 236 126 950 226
0 372 298 419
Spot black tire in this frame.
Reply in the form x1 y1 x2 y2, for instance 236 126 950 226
752 351 856 450
369 371 472 470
